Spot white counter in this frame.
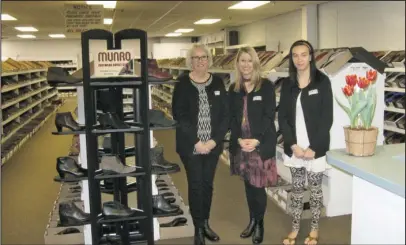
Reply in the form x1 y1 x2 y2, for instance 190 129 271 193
326 143 405 244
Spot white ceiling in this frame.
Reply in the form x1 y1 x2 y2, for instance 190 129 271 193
2 1 325 40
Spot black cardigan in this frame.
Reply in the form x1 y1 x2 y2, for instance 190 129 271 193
228 79 277 161
278 72 333 159
172 73 229 157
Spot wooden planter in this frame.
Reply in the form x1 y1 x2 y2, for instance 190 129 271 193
344 126 379 156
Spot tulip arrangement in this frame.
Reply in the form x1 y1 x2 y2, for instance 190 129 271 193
336 69 378 129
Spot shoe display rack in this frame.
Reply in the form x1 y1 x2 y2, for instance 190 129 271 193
153 47 397 218
380 51 405 144
46 28 185 245
1 60 62 165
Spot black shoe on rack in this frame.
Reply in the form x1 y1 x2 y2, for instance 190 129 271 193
56 156 87 180
100 230 145 244
55 112 84 132
160 217 188 227
97 112 130 129
152 194 181 217
150 146 181 174
203 219 220 242
102 201 141 219
47 67 82 86
56 227 81 235
59 201 91 226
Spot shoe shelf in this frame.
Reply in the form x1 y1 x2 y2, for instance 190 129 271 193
1 103 61 165
384 64 405 144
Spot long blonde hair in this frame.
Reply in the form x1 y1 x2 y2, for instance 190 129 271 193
233 46 262 92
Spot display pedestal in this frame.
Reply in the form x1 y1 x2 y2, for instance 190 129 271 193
327 143 405 244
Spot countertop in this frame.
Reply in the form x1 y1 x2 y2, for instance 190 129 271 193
326 143 405 198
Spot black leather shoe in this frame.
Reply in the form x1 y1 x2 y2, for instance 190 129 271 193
102 201 140 219
203 219 220 242
59 201 90 226
55 112 83 132
240 218 256 238
101 231 144 243
47 67 82 85
153 194 180 215
56 156 87 179
97 112 130 129
160 217 187 227
56 227 80 235
194 227 206 245
252 219 264 244
165 197 176 204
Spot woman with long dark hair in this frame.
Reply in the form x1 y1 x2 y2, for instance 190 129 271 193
279 40 333 245
228 46 278 244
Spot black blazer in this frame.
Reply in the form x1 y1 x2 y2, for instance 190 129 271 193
278 71 333 159
172 73 229 157
228 79 277 161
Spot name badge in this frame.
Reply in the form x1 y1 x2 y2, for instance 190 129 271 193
214 91 220 96
253 96 262 101
309 89 318 96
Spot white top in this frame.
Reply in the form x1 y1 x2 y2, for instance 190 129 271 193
283 92 331 173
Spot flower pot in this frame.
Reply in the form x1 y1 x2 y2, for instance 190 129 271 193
343 126 379 157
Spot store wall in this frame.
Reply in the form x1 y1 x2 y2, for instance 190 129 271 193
318 1 405 50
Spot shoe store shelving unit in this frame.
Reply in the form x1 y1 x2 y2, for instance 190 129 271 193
153 47 404 218
1 64 60 165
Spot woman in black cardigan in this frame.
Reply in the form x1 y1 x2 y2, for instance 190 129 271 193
172 44 229 245
228 46 278 244
279 40 333 245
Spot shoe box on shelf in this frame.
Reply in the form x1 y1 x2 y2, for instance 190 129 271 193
44 183 85 245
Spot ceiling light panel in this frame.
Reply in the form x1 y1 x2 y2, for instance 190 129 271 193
175 29 194 33
104 18 113 25
86 1 116 9
194 19 221 25
228 1 271 9
165 33 182 37
2 14 17 21
17 34 36 39
49 34 66 38
15 26 38 32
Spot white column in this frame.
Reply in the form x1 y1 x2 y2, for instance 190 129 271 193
301 4 319 49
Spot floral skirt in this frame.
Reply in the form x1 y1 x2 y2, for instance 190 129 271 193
231 149 277 188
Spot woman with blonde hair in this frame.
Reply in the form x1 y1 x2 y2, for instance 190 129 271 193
228 46 278 244
172 43 229 245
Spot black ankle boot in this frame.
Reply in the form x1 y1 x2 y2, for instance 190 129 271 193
240 218 256 238
203 219 220 241
252 219 264 244
194 227 206 245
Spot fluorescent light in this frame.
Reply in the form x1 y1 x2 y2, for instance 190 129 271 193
49 34 66 38
228 1 271 9
15 26 38 32
2 14 17 21
104 18 113 25
165 33 182 37
175 29 194 33
194 19 221 25
86 1 116 9
17 34 36 39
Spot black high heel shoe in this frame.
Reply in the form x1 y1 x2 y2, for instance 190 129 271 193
97 112 130 129
56 156 87 179
55 112 83 132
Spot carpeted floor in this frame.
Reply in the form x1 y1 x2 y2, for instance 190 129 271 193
1 99 351 244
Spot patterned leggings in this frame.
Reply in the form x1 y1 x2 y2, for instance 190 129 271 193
290 167 323 232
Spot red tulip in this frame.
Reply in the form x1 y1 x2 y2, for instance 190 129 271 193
345 74 358 87
366 69 377 83
342 85 354 97
358 77 370 89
